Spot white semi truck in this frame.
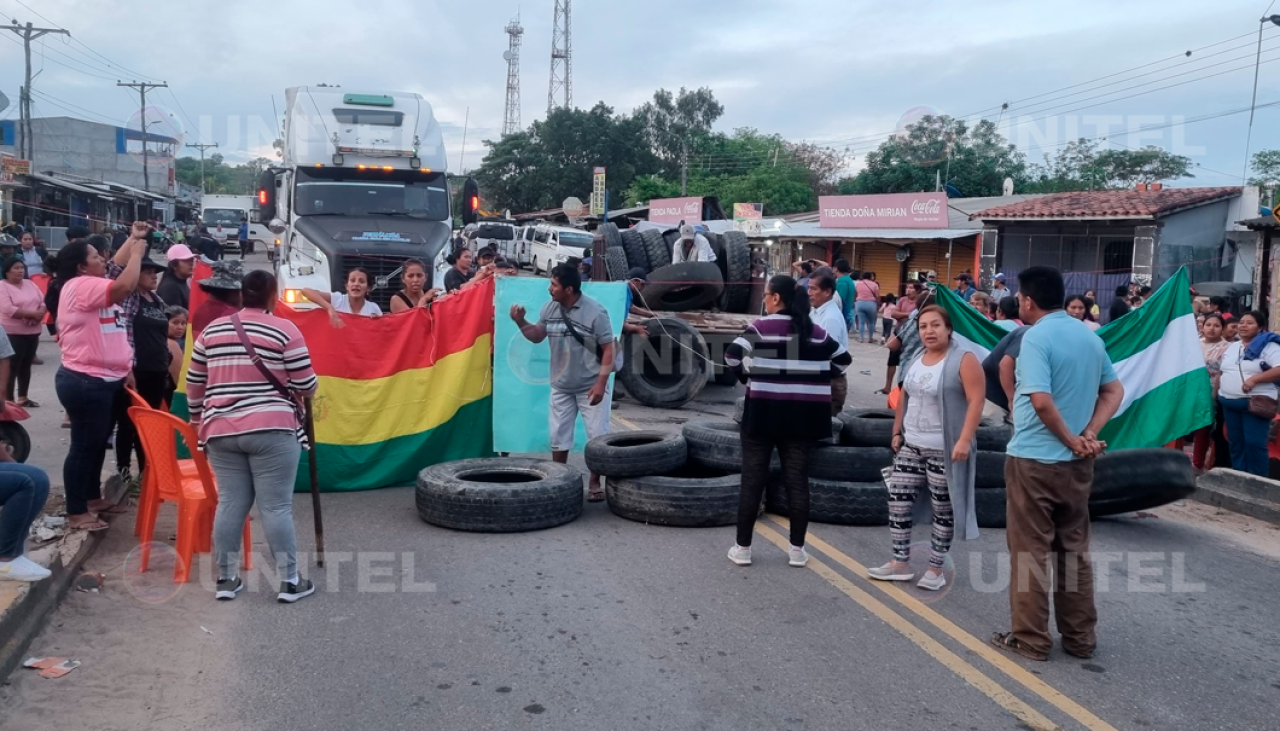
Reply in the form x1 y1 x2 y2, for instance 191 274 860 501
200 194 273 254
257 87 452 310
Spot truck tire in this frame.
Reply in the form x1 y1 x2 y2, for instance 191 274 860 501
734 396 746 424
840 409 897 447
1088 449 1196 517
621 229 647 271
721 231 752 313
766 477 889 526
415 458 583 532
600 222 623 251
975 488 1007 528
606 465 741 527
772 444 893 482
604 246 630 282
618 317 710 408
975 450 1006 489
642 228 672 270
976 423 1013 452
644 262 725 312
706 232 729 310
683 420 743 472
584 431 687 478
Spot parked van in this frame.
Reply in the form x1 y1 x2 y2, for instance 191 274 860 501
469 222 518 261
528 224 594 276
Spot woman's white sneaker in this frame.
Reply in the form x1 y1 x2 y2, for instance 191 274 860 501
788 546 809 567
0 556 51 582
727 545 752 566
867 562 915 581
917 570 947 591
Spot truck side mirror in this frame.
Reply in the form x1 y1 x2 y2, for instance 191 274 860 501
461 177 480 225
257 169 277 221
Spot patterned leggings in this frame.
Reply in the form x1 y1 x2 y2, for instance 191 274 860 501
887 443 954 568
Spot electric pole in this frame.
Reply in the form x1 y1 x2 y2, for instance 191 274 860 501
681 139 688 196
185 142 218 197
118 80 169 192
4 21 70 167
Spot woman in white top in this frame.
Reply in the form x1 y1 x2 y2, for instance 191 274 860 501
303 267 382 327
1217 310 1280 476
869 305 985 592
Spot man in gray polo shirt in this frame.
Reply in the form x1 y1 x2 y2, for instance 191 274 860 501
510 262 615 501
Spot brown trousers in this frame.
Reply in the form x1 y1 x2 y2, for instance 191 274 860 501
831 373 848 416
1004 456 1097 657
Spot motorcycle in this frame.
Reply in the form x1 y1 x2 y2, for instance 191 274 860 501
0 401 30 463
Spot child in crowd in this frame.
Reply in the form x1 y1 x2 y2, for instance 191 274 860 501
878 293 898 345
165 306 188 407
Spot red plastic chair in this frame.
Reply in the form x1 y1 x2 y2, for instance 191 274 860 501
127 387 196 537
130 407 251 582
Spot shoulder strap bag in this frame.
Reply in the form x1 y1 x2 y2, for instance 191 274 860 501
230 314 307 424
558 303 616 371
1237 355 1278 419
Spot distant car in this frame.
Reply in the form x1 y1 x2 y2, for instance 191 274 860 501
528 224 593 276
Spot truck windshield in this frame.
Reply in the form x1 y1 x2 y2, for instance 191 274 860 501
558 231 593 249
204 208 244 226
295 168 450 220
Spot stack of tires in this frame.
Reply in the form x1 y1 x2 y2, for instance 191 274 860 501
597 223 753 315
585 431 742 527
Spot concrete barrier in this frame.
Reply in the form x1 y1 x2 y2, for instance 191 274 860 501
1194 468 1280 525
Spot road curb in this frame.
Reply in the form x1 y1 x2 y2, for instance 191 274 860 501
1193 468 1280 525
0 529 104 682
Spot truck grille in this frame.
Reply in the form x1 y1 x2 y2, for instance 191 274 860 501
337 256 420 312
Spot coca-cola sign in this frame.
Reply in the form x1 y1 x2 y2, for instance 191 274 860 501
648 196 703 224
819 193 948 229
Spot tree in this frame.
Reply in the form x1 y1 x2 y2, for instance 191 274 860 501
1093 147 1193 188
1024 140 1193 192
1248 149 1280 205
633 87 724 179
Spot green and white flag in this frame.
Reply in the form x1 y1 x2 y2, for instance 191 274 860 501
933 267 1213 450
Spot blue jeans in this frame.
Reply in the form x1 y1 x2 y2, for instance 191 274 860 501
854 301 878 342
55 367 122 515
206 432 302 582
0 463 50 559
1219 397 1271 476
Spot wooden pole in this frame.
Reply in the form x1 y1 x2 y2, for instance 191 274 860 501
304 398 325 566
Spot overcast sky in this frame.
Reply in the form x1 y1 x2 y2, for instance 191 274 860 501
3 0 1279 188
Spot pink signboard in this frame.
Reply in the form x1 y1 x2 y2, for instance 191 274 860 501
819 193 948 229
648 196 703 224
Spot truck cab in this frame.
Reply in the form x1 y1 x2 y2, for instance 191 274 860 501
261 88 451 310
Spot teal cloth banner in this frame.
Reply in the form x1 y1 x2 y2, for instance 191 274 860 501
493 278 628 454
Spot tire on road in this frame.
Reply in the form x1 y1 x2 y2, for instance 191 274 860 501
1089 448 1196 517
683 420 742 472
975 487 1007 528
720 230 751 313
644 262 725 312
618 317 711 408
621 228 647 271
840 408 897 447
766 477 889 526
0 422 30 463
976 423 1013 452
975 450 1006 489
773 444 893 482
604 246 630 282
606 464 741 527
584 431 687 478
642 228 672 271
415 458 583 532
600 222 623 251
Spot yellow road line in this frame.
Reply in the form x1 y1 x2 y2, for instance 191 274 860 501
753 523 1060 731
610 414 641 432
772 517 1120 731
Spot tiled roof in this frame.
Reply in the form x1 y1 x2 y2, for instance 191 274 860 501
972 187 1241 220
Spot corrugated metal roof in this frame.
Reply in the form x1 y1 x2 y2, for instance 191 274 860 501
29 173 116 200
746 218 977 242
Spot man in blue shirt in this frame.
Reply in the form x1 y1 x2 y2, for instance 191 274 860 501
993 266 1123 663
237 218 251 260
952 274 977 302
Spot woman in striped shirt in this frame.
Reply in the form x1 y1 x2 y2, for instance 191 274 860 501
187 270 319 604
725 275 852 568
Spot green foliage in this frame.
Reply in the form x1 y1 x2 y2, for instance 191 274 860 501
1022 139 1193 192
174 154 272 194
633 87 724 179
1248 149 1280 202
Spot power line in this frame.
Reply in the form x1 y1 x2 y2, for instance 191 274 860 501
11 0 160 82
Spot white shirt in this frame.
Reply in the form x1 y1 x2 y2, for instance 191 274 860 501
903 355 946 450
671 234 717 264
331 293 382 317
1219 340 1280 399
21 248 43 276
812 298 849 351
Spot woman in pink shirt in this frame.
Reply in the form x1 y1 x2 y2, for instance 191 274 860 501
853 272 881 344
0 257 47 406
51 227 146 531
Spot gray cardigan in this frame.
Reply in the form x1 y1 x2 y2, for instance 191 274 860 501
901 340 981 541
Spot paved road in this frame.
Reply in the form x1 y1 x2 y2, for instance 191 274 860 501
3 256 1279 730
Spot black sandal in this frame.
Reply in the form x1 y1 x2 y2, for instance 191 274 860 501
991 632 1048 661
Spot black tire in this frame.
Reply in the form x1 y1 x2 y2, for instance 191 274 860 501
600 222 622 251
840 408 897 447
0 422 30 463
713 367 739 386
618 318 710 408
415 458 583 532
766 477 889 526
621 229 647 271
778 444 893 482
683 420 742 472
975 488 1007 528
604 246 629 282
644 262 725 312
975 450 1006 489
642 228 672 271
706 232 729 310
1088 449 1196 517
976 423 1013 452
584 431 687 478
721 231 751 313
607 465 740 527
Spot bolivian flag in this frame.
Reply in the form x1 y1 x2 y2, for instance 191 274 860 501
172 267 495 491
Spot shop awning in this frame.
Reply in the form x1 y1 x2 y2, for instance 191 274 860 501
745 219 978 242
28 173 117 200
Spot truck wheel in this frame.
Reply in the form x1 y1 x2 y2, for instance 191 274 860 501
584 431 687 478
1089 449 1196 517
618 318 710 408
621 229 647 271
705 232 728 309
415 458 583 532
839 409 897 447
606 465 741 527
767 477 889 526
600 223 623 251
604 246 630 282
682 420 742 472
721 231 752 313
644 263 725 312
642 229 672 270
